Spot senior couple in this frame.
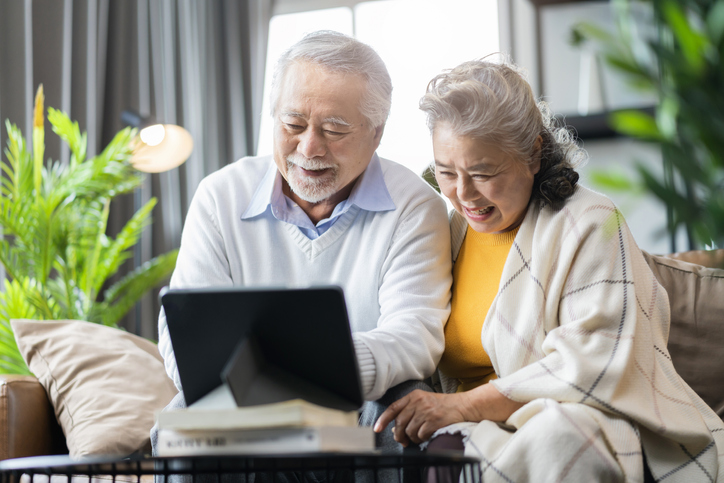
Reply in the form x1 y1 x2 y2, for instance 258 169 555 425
156 31 723 481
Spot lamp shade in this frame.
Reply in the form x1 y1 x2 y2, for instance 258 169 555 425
121 110 193 173
131 124 194 173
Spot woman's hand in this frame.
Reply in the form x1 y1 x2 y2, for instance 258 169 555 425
373 390 472 447
373 384 525 447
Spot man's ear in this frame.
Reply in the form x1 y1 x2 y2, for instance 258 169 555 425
370 124 385 150
374 124 385 140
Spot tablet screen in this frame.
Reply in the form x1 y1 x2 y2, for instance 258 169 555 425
161 285 363 411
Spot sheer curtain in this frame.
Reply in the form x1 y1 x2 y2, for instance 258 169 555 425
0 0 272 338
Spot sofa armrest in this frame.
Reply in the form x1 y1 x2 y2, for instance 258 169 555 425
0 374 67 459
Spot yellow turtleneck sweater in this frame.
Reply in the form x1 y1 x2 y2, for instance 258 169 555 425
438 224 519 392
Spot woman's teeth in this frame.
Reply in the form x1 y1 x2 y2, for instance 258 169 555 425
469 207 493 215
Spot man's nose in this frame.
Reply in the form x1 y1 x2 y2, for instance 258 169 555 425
298 129 326 158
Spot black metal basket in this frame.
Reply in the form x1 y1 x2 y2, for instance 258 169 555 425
0 453 481 483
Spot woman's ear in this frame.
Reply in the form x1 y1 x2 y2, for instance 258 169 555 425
530 135 543 175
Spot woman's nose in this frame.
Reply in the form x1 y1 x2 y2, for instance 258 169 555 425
457 178 478 202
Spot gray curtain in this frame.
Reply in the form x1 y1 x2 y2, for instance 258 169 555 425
0 0 272 339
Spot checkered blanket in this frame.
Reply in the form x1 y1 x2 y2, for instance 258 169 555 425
443 186 724 482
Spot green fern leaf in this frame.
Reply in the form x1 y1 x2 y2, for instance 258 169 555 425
98 250 178 327
93 198 157 295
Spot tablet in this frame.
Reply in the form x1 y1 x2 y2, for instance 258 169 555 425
161 285 364 412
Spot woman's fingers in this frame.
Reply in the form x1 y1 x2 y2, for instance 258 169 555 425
374 395 409 433
405 392 447 443
409 392 468 443
392 403 422 446
418 420 442 442
374 390 468 446
403 410 429 444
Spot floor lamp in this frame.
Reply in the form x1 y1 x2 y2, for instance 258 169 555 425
121 110 193 334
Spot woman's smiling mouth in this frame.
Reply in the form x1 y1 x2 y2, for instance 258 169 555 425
465 206 493 216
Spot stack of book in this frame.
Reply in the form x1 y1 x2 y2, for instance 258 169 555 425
155 398 374 456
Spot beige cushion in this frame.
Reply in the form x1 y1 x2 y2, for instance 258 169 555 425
642 252 724 419
11 319 178 458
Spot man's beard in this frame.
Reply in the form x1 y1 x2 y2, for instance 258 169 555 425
285 154 339 203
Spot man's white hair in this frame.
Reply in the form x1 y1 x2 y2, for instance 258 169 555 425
270 30 392 128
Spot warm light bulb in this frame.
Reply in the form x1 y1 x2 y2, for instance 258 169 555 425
139 124 166 146
131 124 193 173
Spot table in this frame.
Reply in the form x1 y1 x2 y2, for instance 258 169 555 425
0 453 481 483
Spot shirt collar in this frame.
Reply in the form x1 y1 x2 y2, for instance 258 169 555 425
241 153 395 220
242 161 278 219
346 154 395 212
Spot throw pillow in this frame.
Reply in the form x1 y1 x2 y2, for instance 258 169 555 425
11 319 178 458
642 252 724 420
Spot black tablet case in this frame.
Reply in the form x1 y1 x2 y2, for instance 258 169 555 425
161 286 363 412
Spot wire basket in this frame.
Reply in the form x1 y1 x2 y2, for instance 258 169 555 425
0 453 481 483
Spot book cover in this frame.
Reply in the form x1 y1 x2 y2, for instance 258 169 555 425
157 398 359 431
156 426 374 456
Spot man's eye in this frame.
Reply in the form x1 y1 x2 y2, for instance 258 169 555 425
285 123 304 131
437 171 455 178
472 174 491 180
324 130 345 136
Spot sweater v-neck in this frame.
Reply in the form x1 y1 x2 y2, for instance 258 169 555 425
284 204 362 260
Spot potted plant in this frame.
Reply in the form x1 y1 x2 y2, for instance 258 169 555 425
0 86 178 374
571 0 724 257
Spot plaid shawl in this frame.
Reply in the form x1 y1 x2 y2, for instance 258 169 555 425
445 185 723 482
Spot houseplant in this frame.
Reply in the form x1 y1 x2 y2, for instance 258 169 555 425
571 0 724 254
0 86 178 374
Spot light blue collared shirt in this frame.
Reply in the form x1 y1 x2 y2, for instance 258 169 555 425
241 154 396 239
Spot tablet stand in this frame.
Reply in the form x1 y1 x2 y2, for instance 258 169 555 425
220 336 360 411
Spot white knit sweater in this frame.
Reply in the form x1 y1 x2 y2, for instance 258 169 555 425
158 155 452 401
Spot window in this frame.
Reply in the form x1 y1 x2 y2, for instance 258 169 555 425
256 0 500 178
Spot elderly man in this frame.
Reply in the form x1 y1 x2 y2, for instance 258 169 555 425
155 30 451 451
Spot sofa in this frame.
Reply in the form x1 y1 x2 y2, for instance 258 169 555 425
0 250 722 461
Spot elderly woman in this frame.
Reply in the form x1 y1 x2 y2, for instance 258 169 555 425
375 59 723 482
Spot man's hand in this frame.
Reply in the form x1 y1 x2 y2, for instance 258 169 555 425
373 384 525 447
373 390 470 446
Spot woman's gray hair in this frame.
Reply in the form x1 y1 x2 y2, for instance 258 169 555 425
270 30 392 128
420 57 586 206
